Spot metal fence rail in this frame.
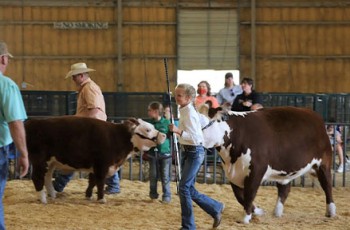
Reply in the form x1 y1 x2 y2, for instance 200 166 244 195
21 91 350 123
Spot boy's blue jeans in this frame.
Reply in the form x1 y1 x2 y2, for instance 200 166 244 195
179 145 223 230
0 145 9 230
149 154 172 201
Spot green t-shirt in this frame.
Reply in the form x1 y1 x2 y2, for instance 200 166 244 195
149 117 171 155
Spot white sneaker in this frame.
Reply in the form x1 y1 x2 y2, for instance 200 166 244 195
337 164 344 173
346 156 350 164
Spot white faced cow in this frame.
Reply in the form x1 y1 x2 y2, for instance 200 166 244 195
25 116 166 204
203 107 336 224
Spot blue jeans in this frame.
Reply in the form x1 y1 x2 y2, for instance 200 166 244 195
52 172 74 192
53 171 120 193
149 154 171 201
0 145 9 230
105 171 120 193
179 145 223 230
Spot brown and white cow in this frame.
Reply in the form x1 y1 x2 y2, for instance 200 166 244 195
25 116 166 204
203 107 336 224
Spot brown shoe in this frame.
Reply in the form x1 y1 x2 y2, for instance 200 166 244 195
213 203 225 228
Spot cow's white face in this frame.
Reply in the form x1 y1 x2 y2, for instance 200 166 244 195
131 119 166 151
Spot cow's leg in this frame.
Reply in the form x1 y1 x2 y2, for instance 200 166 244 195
95 171 107 203
230 181 263 224
86 171 107 203
241 174 264 224
230 183 244 206
274 183 291 217
315 163 336 217
31 164 48 204
45 163 56 199
85 173 96 200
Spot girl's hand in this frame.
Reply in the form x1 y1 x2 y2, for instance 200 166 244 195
169 124 181 136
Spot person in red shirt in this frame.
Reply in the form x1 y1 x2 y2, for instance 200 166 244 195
195 81 219 109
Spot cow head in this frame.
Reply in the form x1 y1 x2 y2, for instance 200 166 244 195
201 108 230 149
125 118 166 151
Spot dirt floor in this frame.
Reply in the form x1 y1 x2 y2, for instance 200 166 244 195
3 178 350 230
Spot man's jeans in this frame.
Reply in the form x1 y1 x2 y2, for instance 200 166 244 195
52 172 74 192
105 171 120 193
179 145 223 230
0 145 9 230
53 171 120 193
149 154 172 201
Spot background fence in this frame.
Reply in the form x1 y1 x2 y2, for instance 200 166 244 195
22 91 350 123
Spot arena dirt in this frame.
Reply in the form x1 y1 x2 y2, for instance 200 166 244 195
4 179 350 230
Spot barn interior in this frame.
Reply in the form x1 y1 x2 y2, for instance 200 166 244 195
1 1 350 229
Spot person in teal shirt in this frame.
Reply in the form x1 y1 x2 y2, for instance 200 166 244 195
147 101 171 203
0 41 29 230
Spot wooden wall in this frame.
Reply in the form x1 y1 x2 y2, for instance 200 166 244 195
1 0 349 93
239 1 350 93
122 7 176 92
0 1 177 92
0 5 119 91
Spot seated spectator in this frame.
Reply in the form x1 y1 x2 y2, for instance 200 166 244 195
195 81 219 109
231 77 262 111
217 72 242 109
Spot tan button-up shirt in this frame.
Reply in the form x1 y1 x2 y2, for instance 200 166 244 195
76 78 107 121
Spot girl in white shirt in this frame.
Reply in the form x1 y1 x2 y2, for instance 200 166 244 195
169 83 224 230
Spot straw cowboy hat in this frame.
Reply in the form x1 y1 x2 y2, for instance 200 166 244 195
0 41 14 58
65 62 95 79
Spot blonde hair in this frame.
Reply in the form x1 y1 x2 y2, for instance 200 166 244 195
176 83 196 102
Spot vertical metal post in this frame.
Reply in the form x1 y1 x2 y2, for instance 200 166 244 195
117 0 123 91
251 0 256 82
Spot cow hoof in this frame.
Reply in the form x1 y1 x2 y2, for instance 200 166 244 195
48 190 56 199
253 207 264 216
38 190 47 204
326 203 336 217
274 202 284 217
243 214 252 224
97 198 107 204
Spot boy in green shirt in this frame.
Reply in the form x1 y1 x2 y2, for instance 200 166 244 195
147 102 172 203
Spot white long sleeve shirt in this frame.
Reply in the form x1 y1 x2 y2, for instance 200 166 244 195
178 103 204 146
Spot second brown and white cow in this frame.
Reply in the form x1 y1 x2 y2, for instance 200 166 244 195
25 116 166 204
203 106 336 224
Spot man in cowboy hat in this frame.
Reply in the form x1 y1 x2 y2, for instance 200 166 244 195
53 62 120 194
0 41 29 229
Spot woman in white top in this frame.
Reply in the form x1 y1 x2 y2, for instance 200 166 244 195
216 72 242 108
